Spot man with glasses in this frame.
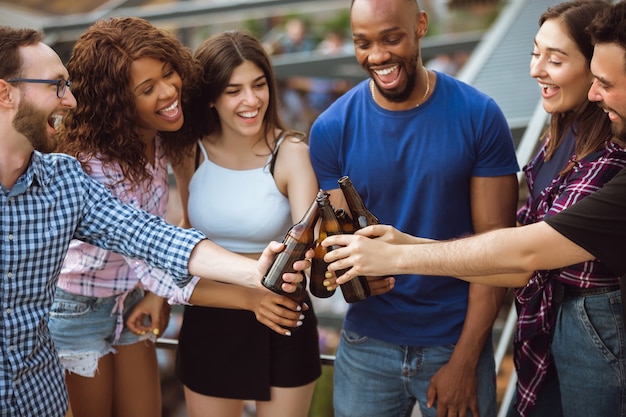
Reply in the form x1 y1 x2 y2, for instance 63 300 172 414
0 26 308 417
6 78 72 99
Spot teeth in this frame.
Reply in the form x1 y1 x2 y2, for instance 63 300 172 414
374 66 397 76
539 83 556 89
239 111 258 118
159 100 178 113
52 114 63 129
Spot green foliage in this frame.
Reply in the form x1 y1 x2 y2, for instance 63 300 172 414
309 365 334 417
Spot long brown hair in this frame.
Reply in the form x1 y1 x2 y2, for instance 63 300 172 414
539 0 614 167
181 30 304 154
57 17 202 186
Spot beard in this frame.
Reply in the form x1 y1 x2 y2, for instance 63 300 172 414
13 100 55 153
375 49 420 103
612 118 626 143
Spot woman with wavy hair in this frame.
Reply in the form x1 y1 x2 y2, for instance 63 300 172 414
52 18 304 417
171 30 321 417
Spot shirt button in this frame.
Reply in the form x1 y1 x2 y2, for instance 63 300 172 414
7 272 12 279
5 308 10 314
8 234 13 240
9 345 14 351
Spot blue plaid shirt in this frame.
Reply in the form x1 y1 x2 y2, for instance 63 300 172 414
0 151 204 416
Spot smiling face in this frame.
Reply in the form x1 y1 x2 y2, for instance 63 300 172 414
529 18 592 115
212 60 269 139
351 0 427 104
588 42 626 141
12 43 76 152
129 57 183 142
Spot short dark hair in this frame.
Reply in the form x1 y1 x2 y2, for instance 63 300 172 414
587 0 626 72
0 27 43 80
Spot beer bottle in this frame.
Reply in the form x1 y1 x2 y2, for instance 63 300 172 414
262 196 319 303
335 208 355 234
310 190 337 298
338 176 379 229
336 175 380 302
318 189 370 303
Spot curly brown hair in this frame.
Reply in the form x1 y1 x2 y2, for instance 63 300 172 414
57 17 202 186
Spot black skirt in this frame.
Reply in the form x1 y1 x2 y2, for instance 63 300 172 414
175 292 321 400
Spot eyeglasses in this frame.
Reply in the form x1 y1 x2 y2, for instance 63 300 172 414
6 78 72 98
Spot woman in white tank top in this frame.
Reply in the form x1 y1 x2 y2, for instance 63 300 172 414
171 30 322 417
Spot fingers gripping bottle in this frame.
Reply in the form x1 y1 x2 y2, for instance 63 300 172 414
261 196 319 304
318 188 370 303
337 175 382 302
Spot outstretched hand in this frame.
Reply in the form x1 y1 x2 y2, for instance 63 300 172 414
258 241 314 292
323 225 434 285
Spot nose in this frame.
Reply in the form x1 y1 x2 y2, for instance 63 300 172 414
62 88 77 109
158 81 177 99
588 78 601 103
242 88 259 105
529 56 545 79
367 43 391 66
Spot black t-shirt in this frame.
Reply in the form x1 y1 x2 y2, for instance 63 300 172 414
545 167 626 275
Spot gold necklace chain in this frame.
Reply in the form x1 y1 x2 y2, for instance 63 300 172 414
370 65 430 108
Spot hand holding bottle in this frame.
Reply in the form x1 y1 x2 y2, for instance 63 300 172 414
258 240 313 296
262 198 319 303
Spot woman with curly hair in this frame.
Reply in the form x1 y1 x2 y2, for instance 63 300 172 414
51 17 305 417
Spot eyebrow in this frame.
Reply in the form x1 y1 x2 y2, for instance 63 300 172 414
353 26 403 39
133 62 169 93
533 39 569 56
226 74 266 88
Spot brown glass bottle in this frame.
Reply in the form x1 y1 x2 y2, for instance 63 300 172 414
261 196 318 304
335 208 355 234
310 190 336 298
316 189 370 303
338 176 379 229
337 176 379 302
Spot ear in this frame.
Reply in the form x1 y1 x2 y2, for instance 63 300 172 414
0 79 15 109
416 11 428 38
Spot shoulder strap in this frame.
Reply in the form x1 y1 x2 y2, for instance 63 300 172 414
194 140 209 171
269 131 286 176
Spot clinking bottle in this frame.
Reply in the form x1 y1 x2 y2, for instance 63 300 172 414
334 208 355 234
261 196 319 304
336 175 381 302
338 176 379 229
319 187 371 303
310 190 337 299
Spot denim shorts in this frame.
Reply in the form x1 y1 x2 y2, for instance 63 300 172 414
48 286 154 377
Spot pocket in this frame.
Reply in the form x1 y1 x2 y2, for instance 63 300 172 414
341 328 368 345
49 295 92 319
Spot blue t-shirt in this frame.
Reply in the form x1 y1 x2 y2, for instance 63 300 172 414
309 72 519 346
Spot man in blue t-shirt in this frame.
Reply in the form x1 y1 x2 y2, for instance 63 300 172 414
308 1 519 416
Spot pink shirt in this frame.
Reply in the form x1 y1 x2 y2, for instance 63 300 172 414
57 136 197 304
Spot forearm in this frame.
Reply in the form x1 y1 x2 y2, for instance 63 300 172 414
394 222 594 279
189 279 257 310
451 284 506 366
188 240 259 288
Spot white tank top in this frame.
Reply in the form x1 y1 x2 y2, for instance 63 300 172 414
187 138 292 253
